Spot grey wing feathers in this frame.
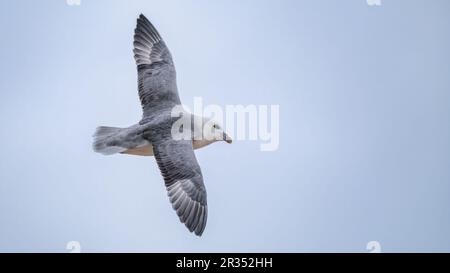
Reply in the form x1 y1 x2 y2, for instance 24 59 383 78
134 14 180 118
134 14 170 66
152 138 208 236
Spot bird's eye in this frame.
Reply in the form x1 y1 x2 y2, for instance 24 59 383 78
213 124 220 129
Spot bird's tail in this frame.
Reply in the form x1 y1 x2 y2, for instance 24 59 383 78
92 126 127 155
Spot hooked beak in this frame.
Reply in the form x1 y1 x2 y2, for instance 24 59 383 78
223 132 232 144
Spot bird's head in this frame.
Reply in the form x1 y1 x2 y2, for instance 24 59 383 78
197 117 232 144
208 121 233 144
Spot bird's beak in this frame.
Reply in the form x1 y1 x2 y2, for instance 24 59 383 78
223 132 232 144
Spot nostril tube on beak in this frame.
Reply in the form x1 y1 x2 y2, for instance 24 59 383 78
223 133 232 144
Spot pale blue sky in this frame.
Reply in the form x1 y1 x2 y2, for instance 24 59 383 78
0 0 449 252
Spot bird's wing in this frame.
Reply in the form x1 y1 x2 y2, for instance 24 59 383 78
134 14 181 118
151 138 208 236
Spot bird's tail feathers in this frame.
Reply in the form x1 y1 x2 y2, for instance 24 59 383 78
92 126 127 155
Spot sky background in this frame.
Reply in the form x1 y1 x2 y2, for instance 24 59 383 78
0 0 449 252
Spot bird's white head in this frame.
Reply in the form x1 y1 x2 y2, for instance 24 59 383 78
192 115 232 144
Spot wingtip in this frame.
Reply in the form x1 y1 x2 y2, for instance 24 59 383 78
138 13 149 23
137 14 146 24
194 226 205 236
193 206 208 237
192 225 204 237
183 206 207 237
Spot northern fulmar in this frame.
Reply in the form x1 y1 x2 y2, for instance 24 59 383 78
93 14 232 236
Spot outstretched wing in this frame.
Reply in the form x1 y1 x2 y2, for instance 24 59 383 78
151 138 208 236
134 14 181 118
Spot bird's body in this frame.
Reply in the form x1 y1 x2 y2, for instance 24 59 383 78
94 113 219 157
92 14 231 236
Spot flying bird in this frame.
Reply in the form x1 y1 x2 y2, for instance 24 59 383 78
93 14 232 236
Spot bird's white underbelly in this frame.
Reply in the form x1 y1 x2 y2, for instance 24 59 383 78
121 139 214 156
